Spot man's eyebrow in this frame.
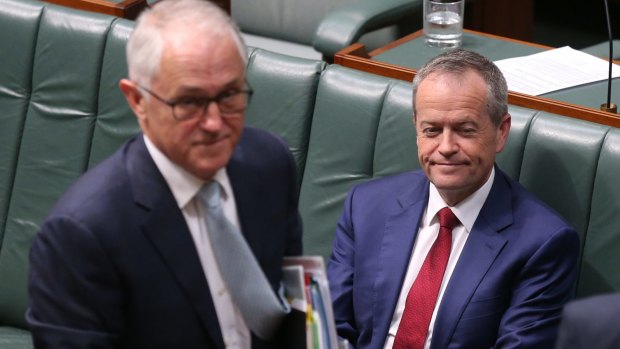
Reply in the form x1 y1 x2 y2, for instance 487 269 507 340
176 80 244 96
454 120 479 126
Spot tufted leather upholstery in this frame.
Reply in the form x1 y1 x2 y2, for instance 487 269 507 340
0 2 136 347
1 0 620 347
245 48 326 186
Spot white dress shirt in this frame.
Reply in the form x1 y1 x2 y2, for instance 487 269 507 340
384 168 495 349
144 135 250 349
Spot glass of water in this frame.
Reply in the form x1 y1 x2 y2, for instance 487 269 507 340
423 0 464 48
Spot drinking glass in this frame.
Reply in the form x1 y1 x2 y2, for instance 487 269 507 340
423 0 465 48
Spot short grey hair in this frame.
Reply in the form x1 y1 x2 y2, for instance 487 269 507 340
126 0 247 88
412 49 508 126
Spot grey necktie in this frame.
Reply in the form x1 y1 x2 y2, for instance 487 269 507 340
198 181 288 340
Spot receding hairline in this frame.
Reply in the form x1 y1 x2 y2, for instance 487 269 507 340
412 50 508 126
126 0 247 86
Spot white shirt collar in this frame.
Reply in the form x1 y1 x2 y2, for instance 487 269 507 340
425 167 495 233
143 135 234 209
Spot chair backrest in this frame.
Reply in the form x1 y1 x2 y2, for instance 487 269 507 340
232 0 354 46
232 0 416 59
245 48 326 188
0 0 137 328
299 67 418 258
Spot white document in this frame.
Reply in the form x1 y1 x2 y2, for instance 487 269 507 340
494 46 620 96
282 265 308 312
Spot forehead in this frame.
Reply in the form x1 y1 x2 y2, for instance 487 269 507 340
155 29 245 88
419 70 487 94
415 71 490 122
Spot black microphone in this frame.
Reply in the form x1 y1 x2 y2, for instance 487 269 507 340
601 0 617 113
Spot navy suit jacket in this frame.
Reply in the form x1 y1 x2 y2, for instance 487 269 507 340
328 168 579 349
555 293 620 349
27 127 302 349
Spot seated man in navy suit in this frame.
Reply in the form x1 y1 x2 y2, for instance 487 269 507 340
27 0 302 348
555 293 620 349
328 49 579 349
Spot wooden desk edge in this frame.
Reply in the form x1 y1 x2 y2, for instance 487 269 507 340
43 0 148 19
369 29 553 57
335 33 620 129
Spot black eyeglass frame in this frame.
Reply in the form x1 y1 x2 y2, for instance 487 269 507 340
136 83 253 121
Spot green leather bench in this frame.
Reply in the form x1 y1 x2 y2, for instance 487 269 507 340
0 1 137 347
1 0 619 348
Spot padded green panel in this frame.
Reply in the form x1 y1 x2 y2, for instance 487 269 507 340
233 0 353 45
496 106 537 181
373 80 419 177
0 0 44 245
299 66 393 258
0 326 32 349
245 48 326 188
88 18 139 168
0 5 120 328
518 112 609 243
578 128 620 296
312 0 422 58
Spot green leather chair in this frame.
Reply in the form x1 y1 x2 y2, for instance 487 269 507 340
233 0 422 60
0 1 136 347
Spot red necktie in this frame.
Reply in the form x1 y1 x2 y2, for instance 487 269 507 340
393 207 458 349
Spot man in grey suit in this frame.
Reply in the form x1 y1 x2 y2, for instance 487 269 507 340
555 293 620 349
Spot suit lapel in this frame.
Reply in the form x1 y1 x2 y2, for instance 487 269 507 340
127 136 225 349
430 169 512 349
373 177 429 346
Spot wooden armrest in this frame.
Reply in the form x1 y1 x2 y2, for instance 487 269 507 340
43 0 149 19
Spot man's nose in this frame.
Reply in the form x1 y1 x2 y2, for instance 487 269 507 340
198 102 224 130
437 131 458 155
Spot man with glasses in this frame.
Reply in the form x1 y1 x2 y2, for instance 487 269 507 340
26 0 302 348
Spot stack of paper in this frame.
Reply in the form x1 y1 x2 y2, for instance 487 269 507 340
282 256 345 349
494 46 620 96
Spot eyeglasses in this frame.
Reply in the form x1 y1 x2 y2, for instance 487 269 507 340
137 83 253 121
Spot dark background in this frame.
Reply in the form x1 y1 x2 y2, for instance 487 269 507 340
533 0 615 48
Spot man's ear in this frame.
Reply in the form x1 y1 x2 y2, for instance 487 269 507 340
495 113 511 153
119 79 147 121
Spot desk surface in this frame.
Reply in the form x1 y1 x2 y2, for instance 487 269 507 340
373 31 545 68
335 30 620 128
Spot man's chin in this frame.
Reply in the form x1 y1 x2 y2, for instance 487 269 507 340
429 174 469 191
188 156 232 180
